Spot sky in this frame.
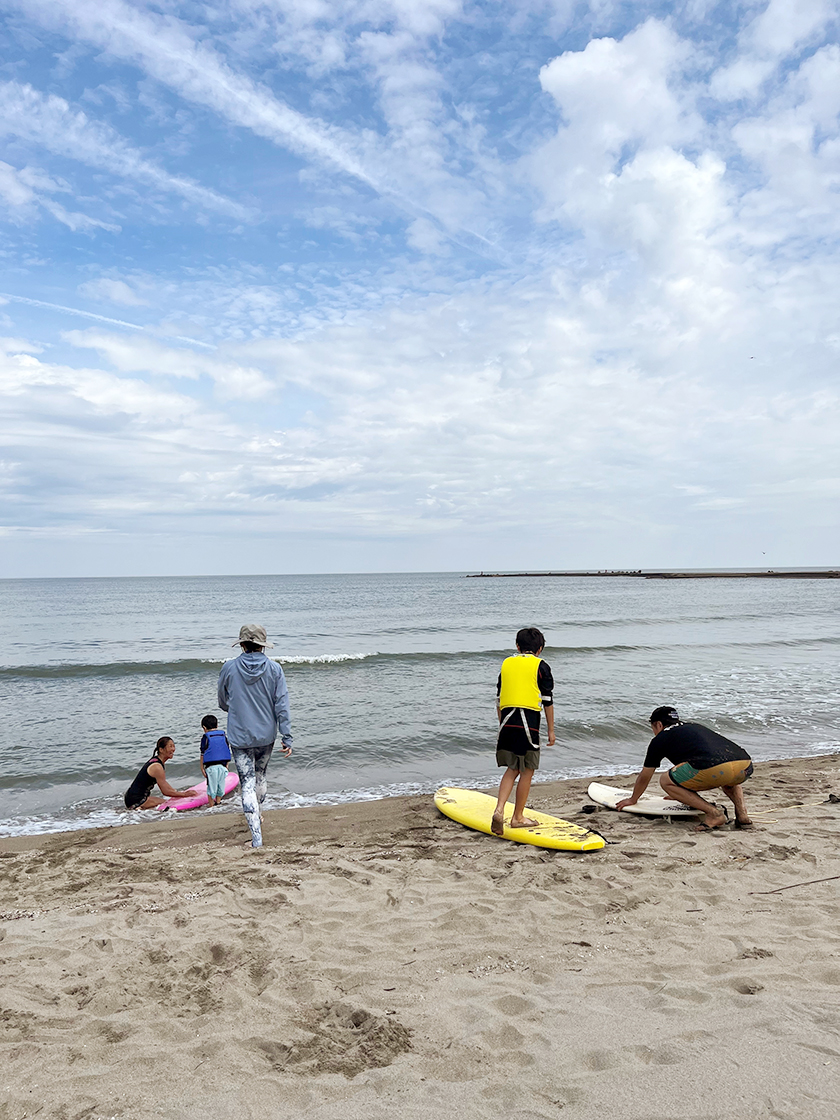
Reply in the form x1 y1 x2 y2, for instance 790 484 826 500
0 0 839 577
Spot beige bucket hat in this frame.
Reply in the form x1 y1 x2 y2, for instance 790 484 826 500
233 623 274 649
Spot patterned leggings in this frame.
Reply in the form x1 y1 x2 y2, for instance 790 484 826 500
231 744 274 848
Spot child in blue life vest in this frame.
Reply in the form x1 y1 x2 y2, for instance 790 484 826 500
199 714 232 806
491 627 555 836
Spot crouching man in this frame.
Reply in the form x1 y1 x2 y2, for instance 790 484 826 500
616 706 753 831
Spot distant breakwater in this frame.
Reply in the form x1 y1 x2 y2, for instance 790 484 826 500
467 569 840 579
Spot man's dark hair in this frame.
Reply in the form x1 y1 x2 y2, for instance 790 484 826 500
201 714 218 730
650 705 680 727
155 736 173 755
516 627 545 654
241 640 264 653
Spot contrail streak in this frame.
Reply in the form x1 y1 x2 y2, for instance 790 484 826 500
0 294 215 348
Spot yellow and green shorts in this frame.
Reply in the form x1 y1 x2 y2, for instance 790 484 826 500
669 759 753 791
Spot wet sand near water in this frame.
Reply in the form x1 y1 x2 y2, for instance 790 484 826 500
2 755 840 1120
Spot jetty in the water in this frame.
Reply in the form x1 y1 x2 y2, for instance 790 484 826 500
467 568 840 579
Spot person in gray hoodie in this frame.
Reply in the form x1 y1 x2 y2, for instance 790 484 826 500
218 623 293 848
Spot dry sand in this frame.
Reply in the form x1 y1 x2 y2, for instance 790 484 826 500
3 756 840 1120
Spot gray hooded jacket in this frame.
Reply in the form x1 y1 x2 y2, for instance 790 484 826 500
217 651 293 750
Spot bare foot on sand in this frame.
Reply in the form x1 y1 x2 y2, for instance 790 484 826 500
491 811 505 836
734 817 754 829
509 815 539 829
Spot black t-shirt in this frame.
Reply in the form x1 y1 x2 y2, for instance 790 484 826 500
644 722 751 770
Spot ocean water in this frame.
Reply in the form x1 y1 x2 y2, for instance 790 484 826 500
1 572 838 837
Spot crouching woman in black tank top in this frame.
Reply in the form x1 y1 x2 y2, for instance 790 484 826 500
124 736 197 810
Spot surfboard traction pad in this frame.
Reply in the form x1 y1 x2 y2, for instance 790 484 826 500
434 787 605 851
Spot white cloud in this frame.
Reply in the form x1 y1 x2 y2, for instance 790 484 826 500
0 336 43 355
9 0 380 186
711 0 837 100
0 275 837 557
0 81 249 219
301 204 379 242
729 43 840 247
537 19 698 179
353 13 490 236
694 497 746 510
406 216 450 254
0 159 120 231
747 0 835 56
40 199 121 233
0 346 201 423
64 329 273 399
8 0 495 248
530 19 736 324
78 278 148 306
0 342 368 534
230 0 462 69
0 161 36 207
2 2 840 571
1 241 839 571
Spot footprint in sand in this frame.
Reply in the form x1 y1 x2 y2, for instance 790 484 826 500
732 979 765 995
248 1002 411 1078
493 994 534 1016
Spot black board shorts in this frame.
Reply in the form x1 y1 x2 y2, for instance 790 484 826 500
497 707 541 770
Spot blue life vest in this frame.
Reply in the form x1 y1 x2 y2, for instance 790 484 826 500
202 728 232 765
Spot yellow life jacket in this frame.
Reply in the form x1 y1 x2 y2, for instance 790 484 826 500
498 654 542 711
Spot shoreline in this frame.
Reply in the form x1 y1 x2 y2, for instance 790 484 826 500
4 768 640 855
4 746 839 844
3 755 840 1118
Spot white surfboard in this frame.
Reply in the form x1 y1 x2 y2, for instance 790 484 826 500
587 781 702 818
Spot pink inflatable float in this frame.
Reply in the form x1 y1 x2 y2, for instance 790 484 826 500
155 771 239 812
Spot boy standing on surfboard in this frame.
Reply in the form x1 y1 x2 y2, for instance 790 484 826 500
491 627 555 835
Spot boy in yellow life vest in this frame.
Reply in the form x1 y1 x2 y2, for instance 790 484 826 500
491 627 555 835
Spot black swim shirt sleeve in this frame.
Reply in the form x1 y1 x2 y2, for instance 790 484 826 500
538 660 554 706
200 732 208 756
643 733 666 769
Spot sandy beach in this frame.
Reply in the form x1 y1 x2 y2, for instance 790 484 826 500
3 755 840 1120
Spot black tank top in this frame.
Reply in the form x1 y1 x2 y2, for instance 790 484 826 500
124 755 163 808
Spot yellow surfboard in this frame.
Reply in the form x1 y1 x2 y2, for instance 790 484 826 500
434 787 605 851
